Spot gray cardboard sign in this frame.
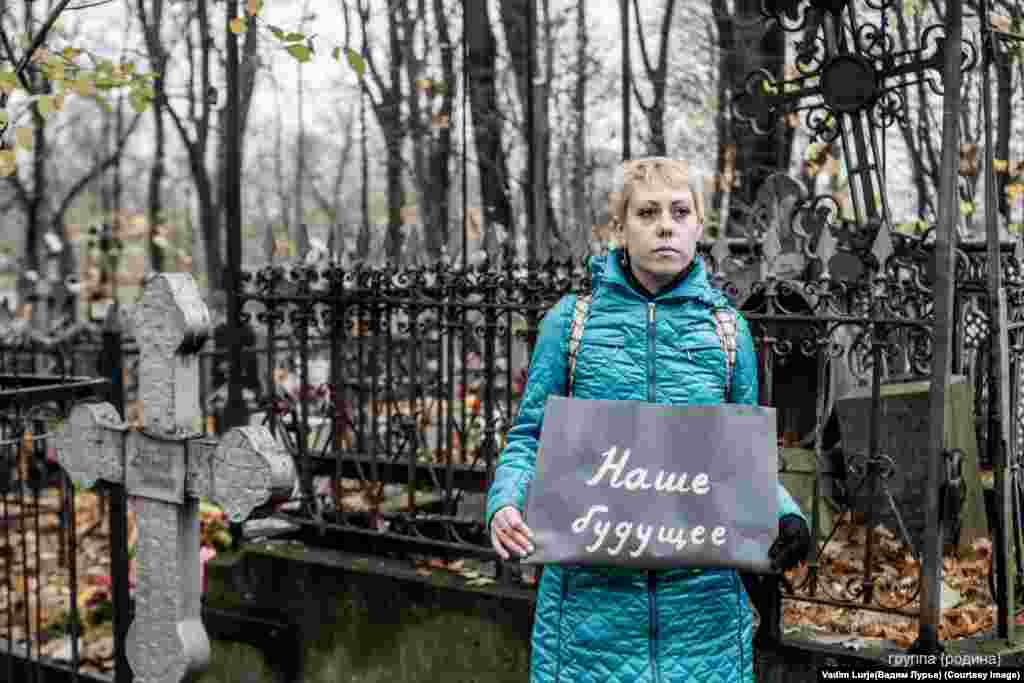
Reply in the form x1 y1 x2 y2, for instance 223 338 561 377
522 397 778 572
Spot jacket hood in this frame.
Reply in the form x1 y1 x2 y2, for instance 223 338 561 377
588 247 727 307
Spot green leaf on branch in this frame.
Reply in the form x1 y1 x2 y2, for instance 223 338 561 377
286 44 312 63
0 70 17 95
267 24 285 40
0 149 15 177
36 96 53 118
284 32 306 43
346 48 366 78
130 93 150 113
14 127 32 150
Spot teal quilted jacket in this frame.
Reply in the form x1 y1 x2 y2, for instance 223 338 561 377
486 249 805 683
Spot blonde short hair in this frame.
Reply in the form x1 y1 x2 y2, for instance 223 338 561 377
608 157 705 229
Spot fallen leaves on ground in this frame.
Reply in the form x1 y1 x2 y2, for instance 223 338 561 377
781 514 997 648
3 486 1009 673
0 489 132 677
410 555 514 588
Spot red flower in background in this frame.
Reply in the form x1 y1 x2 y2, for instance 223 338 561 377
200 547 217 594
512 367 528 397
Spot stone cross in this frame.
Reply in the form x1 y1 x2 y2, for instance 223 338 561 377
55 274 296 683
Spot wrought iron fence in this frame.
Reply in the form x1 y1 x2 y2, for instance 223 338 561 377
236 253 585 565
225 227 1024 645
0 336 126 683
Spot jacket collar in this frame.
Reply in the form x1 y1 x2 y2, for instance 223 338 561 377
590 247 723 306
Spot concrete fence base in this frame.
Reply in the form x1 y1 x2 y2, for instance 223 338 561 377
200 543 1024 683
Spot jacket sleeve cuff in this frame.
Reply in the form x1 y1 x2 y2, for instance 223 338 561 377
776 482 807 524
486 480 523 530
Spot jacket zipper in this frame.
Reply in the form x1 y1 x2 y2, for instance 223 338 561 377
648 571 661 682
647 303 656 403
643 305 659 679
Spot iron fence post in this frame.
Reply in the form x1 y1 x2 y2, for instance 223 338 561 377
100 303 124 416
918 0 964 653
981 0 1017 642
100 301 132 682
109 482 132 683
224 0 246 433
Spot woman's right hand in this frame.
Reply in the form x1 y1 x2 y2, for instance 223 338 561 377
490 506 534 560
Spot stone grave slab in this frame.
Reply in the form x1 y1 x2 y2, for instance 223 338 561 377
835 375 987 555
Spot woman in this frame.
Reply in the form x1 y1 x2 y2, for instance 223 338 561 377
486 157 810 683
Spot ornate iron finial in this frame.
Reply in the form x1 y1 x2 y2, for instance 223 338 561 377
816 218 838 279
296 223 311 260
327 224 337 262
711 235 731 277
264 223 276 266
871 220 895 271
763 221 782 278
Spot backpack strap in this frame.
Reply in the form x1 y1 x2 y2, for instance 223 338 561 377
567 293 592 396
711 307 738 401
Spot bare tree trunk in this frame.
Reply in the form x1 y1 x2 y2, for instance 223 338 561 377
341 0 373 261
52 113 142 262
426 0 455 260
996 51 1011 220
149 98 166 271
500 0 561 258
358 80 370 260
25 99 46 281
113 94 123 237
138 0 167 272
383 4 405 263
894 7 937 218
397 0 453 262
573 0 588 231
620 0 631 161
467 0 513 256
716 0 793 231
215 15 261 266
632 0 677 156
270 84 291 251
308 103 355 245
0 1 80 280
294 67 306 251
400 0 430 262
195 0 223 289
540 0 562 257
293 0 311 250
573 0 588 256
710 0 729 228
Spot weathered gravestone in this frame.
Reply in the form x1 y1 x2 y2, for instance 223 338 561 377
55 273 296 683
779 447 835 542
835 375 987 555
